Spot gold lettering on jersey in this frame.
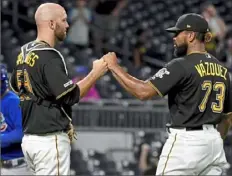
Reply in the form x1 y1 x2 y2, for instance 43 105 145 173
195 65 203 77
209 63 215 76
16 52 39 67
216 64 221 76
25 52 39 67
16 53 23 65
195 62 227 80
223 67 227 80
200 63 206 76
205 62 210 75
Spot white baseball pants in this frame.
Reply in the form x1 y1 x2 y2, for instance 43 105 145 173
156 125 228 175
21 132 71 175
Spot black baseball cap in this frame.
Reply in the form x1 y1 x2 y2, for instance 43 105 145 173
166 13 209 33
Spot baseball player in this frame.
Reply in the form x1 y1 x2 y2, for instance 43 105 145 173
9 3 108 175
103 13 232 175
0 65 31 175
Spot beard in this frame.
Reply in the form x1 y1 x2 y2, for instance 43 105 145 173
54 25 66 42
174 43 188 57
55 30 66 42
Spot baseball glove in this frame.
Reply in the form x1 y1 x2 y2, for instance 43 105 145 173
67 122 77 143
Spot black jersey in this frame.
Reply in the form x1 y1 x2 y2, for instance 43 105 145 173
148 52 232 128
9 41 80 134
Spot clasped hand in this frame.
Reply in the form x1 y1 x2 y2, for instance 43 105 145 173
92 52 118 77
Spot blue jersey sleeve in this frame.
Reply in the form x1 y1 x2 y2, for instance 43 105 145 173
1 97 23 147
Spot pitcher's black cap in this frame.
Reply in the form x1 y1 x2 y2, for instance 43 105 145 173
166 13 209 33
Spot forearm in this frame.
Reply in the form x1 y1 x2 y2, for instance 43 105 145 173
112 72 139 98
110 65 149 100
139 151 149 171
217 113 232 139
1 129 23 145
77 70 99 99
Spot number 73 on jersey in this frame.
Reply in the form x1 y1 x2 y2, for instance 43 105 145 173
199 81 226 113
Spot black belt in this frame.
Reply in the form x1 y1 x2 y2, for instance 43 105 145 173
35 98 59 108
25 129 69 136
1 158 25 168
166 124 217 133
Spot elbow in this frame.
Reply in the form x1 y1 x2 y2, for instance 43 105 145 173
138 95 149 101
136 91 150 101
135 83 155 101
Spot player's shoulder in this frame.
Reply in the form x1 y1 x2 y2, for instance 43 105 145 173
166 57 185 67
21 41 64 60
164 57 188 76
34 47 63 60
184 52 219 61
208 54 224 65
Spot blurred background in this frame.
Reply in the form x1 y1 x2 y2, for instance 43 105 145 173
1 0 232 175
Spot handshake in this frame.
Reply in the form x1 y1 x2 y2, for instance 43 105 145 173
92 52 118 77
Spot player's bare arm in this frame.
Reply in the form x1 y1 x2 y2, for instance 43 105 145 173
217 113 232 139
77 58 108 98
217 73 232 139
103 52 158 100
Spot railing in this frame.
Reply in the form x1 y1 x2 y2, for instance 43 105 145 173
72 99 170 131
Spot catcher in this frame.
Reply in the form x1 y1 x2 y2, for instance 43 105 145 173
9 3 108 175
